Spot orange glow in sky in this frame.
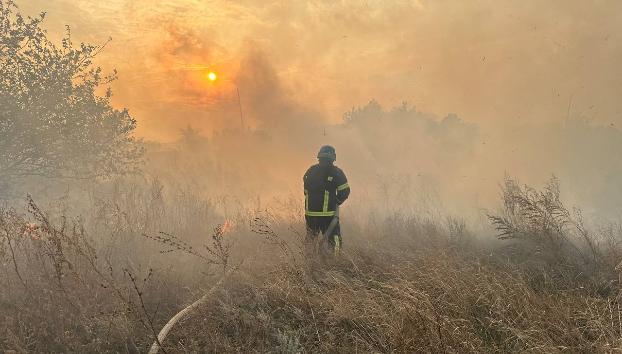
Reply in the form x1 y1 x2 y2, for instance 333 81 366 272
20 0 622 142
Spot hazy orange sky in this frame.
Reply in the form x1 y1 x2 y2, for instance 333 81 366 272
19 0 622 141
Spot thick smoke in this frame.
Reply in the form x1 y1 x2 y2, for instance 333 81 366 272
16 0 622 221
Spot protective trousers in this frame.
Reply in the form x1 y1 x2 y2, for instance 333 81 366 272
305 215 342 253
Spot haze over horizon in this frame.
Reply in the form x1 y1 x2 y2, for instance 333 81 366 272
19 0 622 139
14 0 622 219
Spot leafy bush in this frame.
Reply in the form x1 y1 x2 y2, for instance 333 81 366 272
0 0 143 196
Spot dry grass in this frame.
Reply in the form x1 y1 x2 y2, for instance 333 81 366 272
2 178 622 353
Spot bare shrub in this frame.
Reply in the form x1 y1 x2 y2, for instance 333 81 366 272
488 176 620 292
0 196 188 352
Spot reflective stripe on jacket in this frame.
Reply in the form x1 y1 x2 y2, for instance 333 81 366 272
303 163 350 216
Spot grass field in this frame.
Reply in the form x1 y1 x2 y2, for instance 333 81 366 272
2 177 622 353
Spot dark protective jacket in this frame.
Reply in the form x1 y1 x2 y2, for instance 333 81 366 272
303 163 350 217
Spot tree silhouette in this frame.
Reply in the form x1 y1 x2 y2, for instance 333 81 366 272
0 0 143 189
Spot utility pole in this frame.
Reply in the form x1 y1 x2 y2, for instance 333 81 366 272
237 87 244 131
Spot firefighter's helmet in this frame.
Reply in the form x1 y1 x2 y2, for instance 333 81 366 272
317 145 336 161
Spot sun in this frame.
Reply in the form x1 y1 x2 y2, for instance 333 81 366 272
207 71 217 81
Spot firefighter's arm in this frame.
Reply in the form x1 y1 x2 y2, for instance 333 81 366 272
303 168 311 195
335 170 350 205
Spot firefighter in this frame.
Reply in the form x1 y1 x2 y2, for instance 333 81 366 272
303 145 350 255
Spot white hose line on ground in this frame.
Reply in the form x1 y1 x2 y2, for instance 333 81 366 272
148 267 237 354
